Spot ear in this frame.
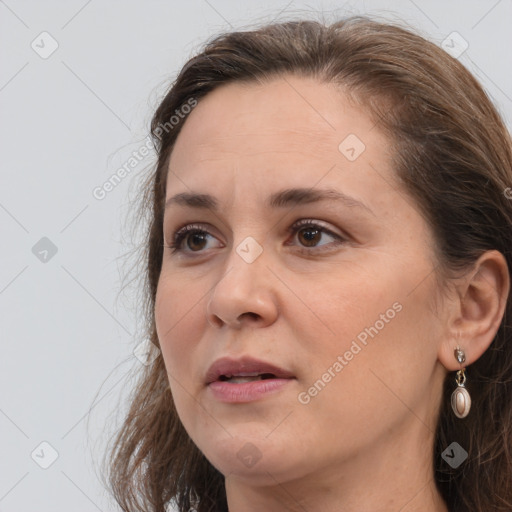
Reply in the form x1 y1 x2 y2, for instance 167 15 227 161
438 249 510 371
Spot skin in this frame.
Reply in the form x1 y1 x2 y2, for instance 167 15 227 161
154 75 509 512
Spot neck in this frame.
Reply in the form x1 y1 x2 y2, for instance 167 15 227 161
225 417 449 512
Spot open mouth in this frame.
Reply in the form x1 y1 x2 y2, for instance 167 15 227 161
207 362 294 402
218 372 277 384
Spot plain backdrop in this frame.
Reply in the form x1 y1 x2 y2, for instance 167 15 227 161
1 1 511 511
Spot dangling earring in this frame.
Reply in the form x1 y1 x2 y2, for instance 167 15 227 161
451 347 471 419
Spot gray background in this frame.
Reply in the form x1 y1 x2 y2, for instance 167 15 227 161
1 1 511 511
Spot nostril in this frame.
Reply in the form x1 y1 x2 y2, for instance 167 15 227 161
207 314 224 329
238 312 260 322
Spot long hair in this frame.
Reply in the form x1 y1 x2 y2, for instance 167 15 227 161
102 16 512 512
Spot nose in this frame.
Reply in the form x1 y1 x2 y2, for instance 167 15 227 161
206 243 279 329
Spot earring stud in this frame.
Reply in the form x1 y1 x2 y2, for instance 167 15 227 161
454 347 465 364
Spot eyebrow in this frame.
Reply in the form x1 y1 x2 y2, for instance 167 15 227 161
164 187 375 216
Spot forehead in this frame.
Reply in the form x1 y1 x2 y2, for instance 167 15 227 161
169 76 383 167
165 76 397 219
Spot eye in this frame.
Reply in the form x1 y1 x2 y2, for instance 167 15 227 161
286 219 346 253
165 223 221 254
164 219 346 256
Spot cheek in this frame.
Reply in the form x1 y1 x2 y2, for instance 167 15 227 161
292 255 439 407
288 259 402 355
154 273 206 380
295 304 437 451
154 274 214 434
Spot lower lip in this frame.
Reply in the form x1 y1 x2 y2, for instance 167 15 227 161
208 378 294 403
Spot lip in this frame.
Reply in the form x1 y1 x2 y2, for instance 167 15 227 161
205 356 296 403
205 356 295 384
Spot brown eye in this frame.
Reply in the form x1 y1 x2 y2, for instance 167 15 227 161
297 227 322 247
288 219 346 254
167 224 220 254
184 232 208 251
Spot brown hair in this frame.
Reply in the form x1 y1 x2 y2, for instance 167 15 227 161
101 15 512 512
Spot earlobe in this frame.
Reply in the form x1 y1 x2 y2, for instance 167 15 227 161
439 330 466 372
437 249 510 372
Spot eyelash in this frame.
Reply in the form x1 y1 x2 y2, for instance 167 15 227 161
164 219 346 256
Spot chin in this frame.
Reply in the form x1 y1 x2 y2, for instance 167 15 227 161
194 427 306 485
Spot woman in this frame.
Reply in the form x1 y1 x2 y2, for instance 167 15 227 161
103 16 512 512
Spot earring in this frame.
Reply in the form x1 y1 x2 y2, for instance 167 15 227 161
451 347 471 419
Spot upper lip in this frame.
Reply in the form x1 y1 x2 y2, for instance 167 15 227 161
205 356 295 385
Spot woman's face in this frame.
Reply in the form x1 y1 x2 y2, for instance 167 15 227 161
155 76 448 486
